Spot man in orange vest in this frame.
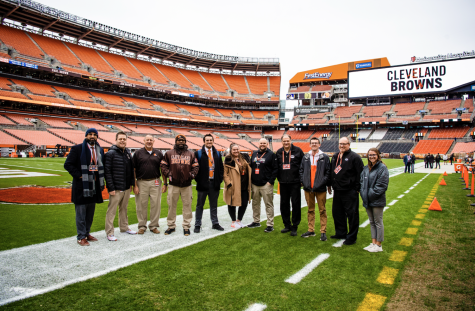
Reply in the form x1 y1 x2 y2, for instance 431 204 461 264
299 137 331 240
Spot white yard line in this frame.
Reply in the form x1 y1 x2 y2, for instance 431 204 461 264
397 195 404 198
285 253 330 284
388 200 398 206
244 303 267 311
332 240 345 247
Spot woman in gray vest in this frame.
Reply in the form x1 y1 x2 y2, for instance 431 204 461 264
360 148 389 253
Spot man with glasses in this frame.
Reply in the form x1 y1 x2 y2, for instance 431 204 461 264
299 137 331 240
328 137 364 245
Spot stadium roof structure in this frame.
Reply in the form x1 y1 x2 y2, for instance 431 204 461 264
290 57 390 84
0 0 280 74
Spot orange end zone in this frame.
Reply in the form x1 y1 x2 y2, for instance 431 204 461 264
0 187 110 204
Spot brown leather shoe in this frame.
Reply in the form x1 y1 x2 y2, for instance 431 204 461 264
151 228 160 234
77 238 90 246
138 229 146 234
86 235 98 242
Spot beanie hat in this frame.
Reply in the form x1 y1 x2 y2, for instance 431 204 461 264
175 134 186 142
85 128 98 137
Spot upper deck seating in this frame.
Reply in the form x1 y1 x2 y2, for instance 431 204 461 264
428 127 470 139
393 102 425 116
127 58 170 85
69 100 105 110
426 99 461 115
246 76 268 95
223 75 249 94
268 76 280 95
90 92 125 106
176 104 204 115
11 79 56 96
98 51 143 80
179 70 212 91
28 33 81 67
28 94 71 106
0 114 16 125
4 129 72 146
53 86 93 102
333 105 362 118
199 107 222 117
3 114 34 126
310 85 332 92
153 64 192 89
234 110 253 119
65 43 114 74
0 131 25 145
122 97 153 109
361 105 391 117
0 77 13 90
216 109 234 118
150 101 181 113
200 73 228 93
0 90 30 99
287 130 314 140
0 25 43 59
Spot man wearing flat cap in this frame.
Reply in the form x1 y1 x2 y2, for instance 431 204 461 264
160 134 199 236
64 128 105 246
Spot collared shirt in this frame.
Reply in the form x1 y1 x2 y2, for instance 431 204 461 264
133 147 163 180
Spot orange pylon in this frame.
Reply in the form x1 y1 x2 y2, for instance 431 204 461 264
439 179 447 186
277 183 280 195
429 197 442 211
465 166 470 189
443 171 448 176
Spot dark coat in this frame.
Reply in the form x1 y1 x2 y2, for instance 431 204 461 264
329 149 364 192
194 145 224 191
360 161 389 208
276 144 304 184
299 150 331 193
64 143 104 205
250 148 279 186
104 145 134 192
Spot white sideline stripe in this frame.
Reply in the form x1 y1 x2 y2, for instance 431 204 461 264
388 200 398 206
409 187 414 190
383 206 390 211
332 239 345 247
245 303 267 311
404 190 410 193
0 164 65 172
398 195 404 198
285 253 330 284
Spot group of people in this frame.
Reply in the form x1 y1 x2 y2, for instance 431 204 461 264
65 129 389 253
423 153 444 169
403 152 416 173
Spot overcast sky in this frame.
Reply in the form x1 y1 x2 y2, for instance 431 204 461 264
36 0 475 98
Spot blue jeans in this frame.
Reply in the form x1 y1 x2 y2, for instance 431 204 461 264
75 203 96 240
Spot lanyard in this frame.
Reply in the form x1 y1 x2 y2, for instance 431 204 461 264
256 151 266 162
336 152 343 167
207 148 214 165
90 146 97 165
282 149 291 165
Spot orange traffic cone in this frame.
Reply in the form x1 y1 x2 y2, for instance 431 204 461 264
277 183 280 195
429 197 442 211
439 179 447 186
443 171 448 176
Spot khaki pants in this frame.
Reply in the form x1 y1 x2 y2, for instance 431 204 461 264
166 185 193 229
136 179 162 231
304 191 327 233
105 189 131 236
251 183 274 227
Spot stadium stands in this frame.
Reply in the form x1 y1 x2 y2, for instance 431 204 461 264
151 101 180 113
287 130 314 140
0 25 43 59
412 139 453 154
122 97 153 109
69 100 104 109
393 102 425 116
378 142 414 154
217 109 234 118
0 130 25 146
153 64 192 89
28 33 81 67
268 76 280 95
357 129 373 140
243 132 262 139
426 99 461 115
361 105 391 117
47 128 90 144
234 110 253 119
333 105 362 118
176 104 204 115
0 90 29 99
122 124 159 135
452 142 475 154
98 51 143 80
369 128 389 140
126 58 170 85
37 117 72 128
3 114 34 126
0 114 16 125
0 77 12 90
224 75 249 94
4 129 72 146
200 72 228 93
65 42 114 74
271 141 283 151
90 92 126 106
428 127 470 139
11 79 56 96
178 70 212 91
349 142 380 154
53 86 93 102
246 76 268 95
464 98 474 112
228 139 257 150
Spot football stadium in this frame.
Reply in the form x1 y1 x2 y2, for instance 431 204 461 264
0 0 474 310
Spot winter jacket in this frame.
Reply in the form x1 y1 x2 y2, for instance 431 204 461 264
435 155 442 163
64 143 104 205
276 144 304 184
194 145 224 191
223 153 251 207
160 144 199 187
250 148 278 186
300 150 331 193
104 145 134 192
410 155 416 164
360 161 389 208
329 149 364 192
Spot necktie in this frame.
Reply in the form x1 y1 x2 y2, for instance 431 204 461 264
208 149 214 178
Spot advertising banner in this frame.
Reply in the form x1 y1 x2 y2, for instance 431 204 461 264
294 107 329 115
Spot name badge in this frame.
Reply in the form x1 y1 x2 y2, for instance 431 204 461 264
255 168 260 175
89 165 98 172
242 169 245 176
155 179 159 186
283 164 291 170
334 165 342 175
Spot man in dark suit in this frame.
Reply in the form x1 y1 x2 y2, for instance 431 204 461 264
64 128 105 246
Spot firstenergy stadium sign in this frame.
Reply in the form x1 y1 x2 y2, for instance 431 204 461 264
348 57 475 98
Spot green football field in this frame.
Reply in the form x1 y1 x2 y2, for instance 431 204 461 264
0 158 473 310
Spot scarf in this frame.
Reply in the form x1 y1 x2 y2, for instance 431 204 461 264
80 139 104 197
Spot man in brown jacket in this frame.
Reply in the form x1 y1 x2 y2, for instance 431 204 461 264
160 135 199 236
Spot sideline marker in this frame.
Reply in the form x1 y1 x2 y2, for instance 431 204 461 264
429 197 442 211
439 178 447 186
443 171 448 176
468 172 475 197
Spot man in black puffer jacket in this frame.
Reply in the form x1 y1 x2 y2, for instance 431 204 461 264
104 132 136 241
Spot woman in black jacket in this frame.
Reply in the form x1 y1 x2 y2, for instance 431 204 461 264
360 148 389 253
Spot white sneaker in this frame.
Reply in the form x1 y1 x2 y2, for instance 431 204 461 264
122 228 137 235
236 221 244 228
369 244 383 253
363 243 374 251
107 235 117 241
231 222 237 229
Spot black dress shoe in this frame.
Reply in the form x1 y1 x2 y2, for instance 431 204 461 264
343 240 356 245
320 233 327 241
194 226 201 233
290 230 297 237
212 224 224 231
281 228 291 233
330 235 346 239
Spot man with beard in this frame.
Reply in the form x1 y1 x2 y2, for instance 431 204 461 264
193 134 224 233
161 135 199 236
247 138 278 232
64 128 105 246
133 135 165 234
328 137 364 246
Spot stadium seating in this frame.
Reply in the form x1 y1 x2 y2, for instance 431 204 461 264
382 128 405 140
127 58 170 85
0 25 43 59
357 129 373 140
422 114 459 121
349 142 380 154
151 101 180 113
268 77 280 95
246 76 268 95
65 42 114 74
11 79 56 96
200 72 228 93
358 117 386 123
28 33 81 67
463 98 474 112
234 110 253 119
333 105 362 118
393 102 425 116
179 70 212 91
78 120 108 129
122 124 159 135
243 132 262 139
28 95 71 106
37 117 72 128
426 99 461 115
90 92 126 106
361 105 391 117
311 85 332 92
0 131 25 145
228 139 257 150
378 142 414 154
53 86 93 102
287 130 315 140
176 104 204 115
0 77 12 90
122 97 153 109
320 140 339 153
428 127 470 139
0 114 16 125
223 75 249 94
452 142 475 153
0 90 29 99
3 114 34 126
47 128 91 144
271 141 283 151
217 109 234 118
153 64 192 89
369 128 388 140
292 142 311 152
69 100 104 109
291 85 310 92
4 129 72 146
412 139 453 154
98 51 143 80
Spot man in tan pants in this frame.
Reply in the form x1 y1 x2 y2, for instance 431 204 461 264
299 137 331 241
104 132 137 241
247 138 279 232
133 135 166 234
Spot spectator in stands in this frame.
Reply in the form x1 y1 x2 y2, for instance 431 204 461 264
360 148 389 253
299 137 331 240
328 137 364 245
403 153 411 173
429 153 435 169
276 134 304 236
410 152 416 173
223 143 251 228
64 128 105 246
104 132 137 241
443 154 448 165
435 153 442 169
193 134 224 233
160 135 199 236
133 135 165 235
247 138 279 232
